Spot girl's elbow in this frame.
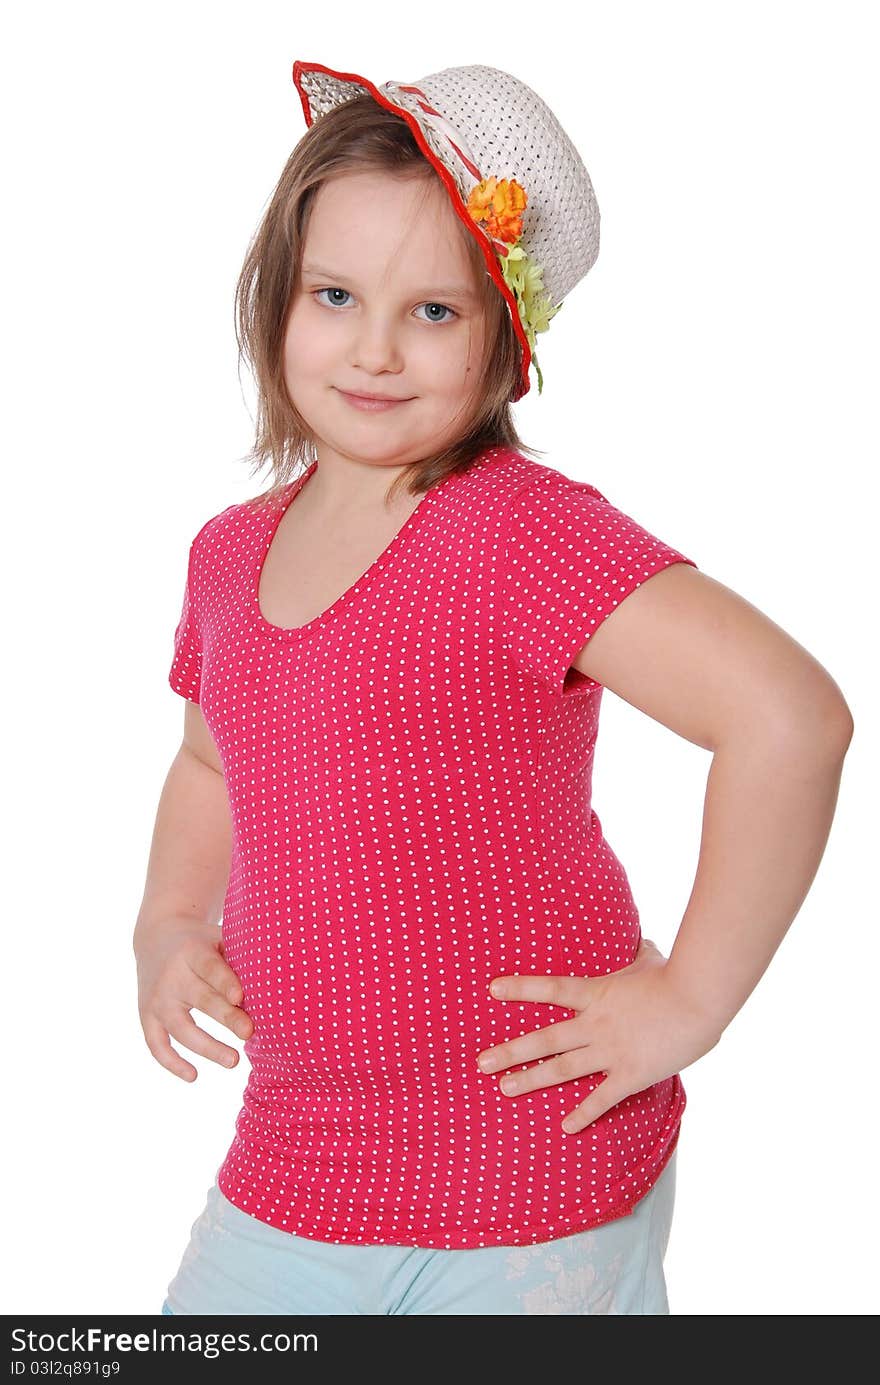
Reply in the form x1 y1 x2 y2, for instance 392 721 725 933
786 687 854 754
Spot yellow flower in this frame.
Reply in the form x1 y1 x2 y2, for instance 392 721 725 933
496 245 562 394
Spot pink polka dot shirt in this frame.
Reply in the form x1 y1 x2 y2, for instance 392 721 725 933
168 446 698 1248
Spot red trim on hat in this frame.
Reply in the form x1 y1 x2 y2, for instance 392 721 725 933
291 60 532 401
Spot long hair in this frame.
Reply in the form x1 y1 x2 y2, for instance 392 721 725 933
234 92 546 510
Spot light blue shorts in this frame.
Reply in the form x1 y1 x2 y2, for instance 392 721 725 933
161 1147 676 1316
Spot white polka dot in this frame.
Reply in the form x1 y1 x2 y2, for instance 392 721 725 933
167 445 697 1248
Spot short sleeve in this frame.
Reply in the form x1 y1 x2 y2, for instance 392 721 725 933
168 540 202 703
503 472 698 696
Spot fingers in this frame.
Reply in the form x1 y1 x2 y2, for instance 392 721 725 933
137 934 254 1080
477 1014 585 1073
168 1004 244 1071
488 972 590 1010
141 1004 244 1081
187 972 254 1043
489 1051 625 1134
492 1045 604 1097
480 1028 628 1133
141 1014 199 1083
191 949 247 1007
562 1074 624 1133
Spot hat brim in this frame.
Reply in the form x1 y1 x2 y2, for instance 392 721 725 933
292 60 532 402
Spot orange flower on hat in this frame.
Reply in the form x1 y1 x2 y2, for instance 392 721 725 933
466 176 526 248
466 174 560 395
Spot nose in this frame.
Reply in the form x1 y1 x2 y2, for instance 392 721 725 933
348 313 405 375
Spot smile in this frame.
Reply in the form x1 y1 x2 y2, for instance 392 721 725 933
337 390 412 412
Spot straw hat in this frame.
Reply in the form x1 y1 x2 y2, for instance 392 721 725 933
292 60 600 401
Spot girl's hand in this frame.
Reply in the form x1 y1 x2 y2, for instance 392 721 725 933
134 918 253 1082
476 936 721 1133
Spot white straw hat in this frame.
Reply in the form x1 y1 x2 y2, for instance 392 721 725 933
292 60 600 401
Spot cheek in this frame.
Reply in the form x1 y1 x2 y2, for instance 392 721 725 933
281 312 301 373
418 331 476 386
283 310 333 382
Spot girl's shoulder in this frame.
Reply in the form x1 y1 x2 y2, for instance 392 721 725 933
183 495 277 592
466 447 606 501
188 491 279 552
485 449 611 511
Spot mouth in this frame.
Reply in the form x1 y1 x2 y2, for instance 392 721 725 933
336 388 413 412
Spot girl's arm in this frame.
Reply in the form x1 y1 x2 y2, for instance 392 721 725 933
570 562 854 1035
135 703 231 937
133 704 254 1079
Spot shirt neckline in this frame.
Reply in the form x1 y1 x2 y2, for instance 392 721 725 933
249 452 500 641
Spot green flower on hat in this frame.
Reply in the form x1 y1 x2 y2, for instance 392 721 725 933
466 175 561 394
496 244 562 394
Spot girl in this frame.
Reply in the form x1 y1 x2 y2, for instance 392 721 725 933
134 60 853 1316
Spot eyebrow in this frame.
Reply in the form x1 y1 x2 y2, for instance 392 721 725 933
300 263 477 301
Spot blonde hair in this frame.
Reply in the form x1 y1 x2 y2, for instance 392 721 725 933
234 92 545 509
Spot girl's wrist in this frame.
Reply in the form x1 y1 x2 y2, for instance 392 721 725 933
133 910 214 953
659 959 730 1047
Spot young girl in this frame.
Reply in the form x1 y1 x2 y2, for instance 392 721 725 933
135 59 853 1316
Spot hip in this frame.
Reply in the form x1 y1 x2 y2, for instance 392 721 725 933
162 1146 677 1316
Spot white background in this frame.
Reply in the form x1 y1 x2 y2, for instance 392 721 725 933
4 0 876 1317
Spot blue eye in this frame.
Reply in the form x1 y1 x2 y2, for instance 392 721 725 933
312 289 457 323
314 288 351 308
416 302 457 323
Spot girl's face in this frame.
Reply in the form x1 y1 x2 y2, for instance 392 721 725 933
283 169 488 478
